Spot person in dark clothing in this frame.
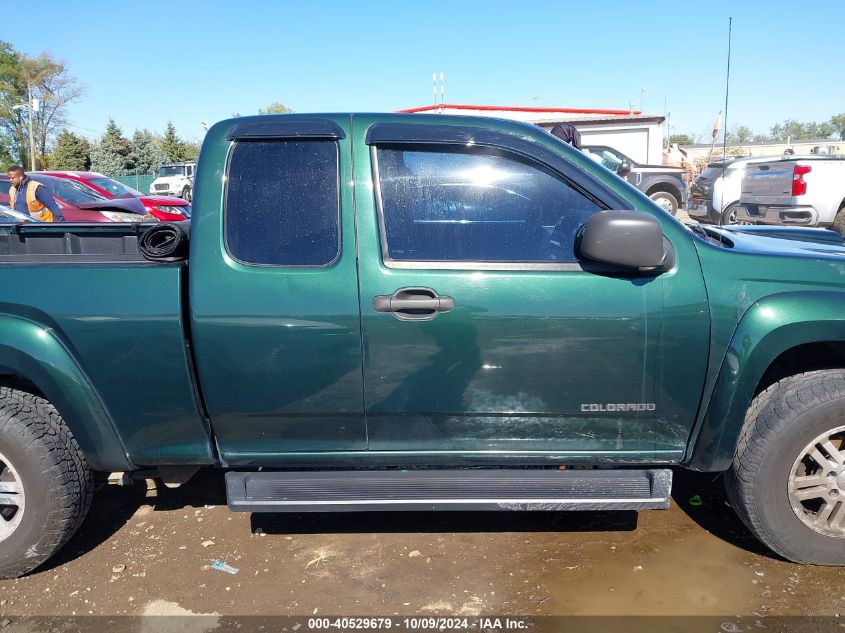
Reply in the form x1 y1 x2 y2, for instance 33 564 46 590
550 122 582 150
6 165 64 222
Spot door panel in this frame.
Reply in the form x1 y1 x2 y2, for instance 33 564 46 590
190 116 365 463
352 115 710 460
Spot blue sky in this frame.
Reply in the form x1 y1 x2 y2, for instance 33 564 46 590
9 0 845 142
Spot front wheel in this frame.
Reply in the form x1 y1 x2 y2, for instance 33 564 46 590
726 370 845 565
181 187 192 203
649 191 678 216
0 388 92 579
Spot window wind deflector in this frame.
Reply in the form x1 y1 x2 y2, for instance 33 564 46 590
366 123 520 148
226 119 346 141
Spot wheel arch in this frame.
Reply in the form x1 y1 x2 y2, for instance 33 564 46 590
688 291 845 471
643 177 683 200
0 314 131 471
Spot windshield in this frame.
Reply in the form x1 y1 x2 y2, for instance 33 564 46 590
34 177 108 205
87 177 142 197
158 166 186 177
583 147 625 172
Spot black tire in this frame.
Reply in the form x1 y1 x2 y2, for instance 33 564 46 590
181 187 192 203
649 191 678 216
719 202 740 225
830 204 845 237
725 370 845 565
0 387 92 579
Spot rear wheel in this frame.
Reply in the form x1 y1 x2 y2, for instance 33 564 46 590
830 204 845 237
0 388 92 579
649 191 678 216
726 370 845 565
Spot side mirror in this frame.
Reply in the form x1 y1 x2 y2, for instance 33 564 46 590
616 162 633 178
577 210 672 272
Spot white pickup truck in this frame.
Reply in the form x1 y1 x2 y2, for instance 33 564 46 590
737 156 845 234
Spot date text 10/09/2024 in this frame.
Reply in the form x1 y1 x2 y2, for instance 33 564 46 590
306 618 529 630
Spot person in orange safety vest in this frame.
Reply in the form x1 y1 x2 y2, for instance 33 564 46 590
6 165 64 222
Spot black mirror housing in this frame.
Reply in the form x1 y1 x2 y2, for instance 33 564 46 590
577 210 671 272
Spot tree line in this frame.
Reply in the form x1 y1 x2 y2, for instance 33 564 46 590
671 114 845 146
52 119 201 175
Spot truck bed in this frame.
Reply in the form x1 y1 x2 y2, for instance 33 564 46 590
0 223 213 469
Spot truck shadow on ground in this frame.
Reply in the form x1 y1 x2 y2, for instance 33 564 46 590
251 508 638 536
670 468 781 561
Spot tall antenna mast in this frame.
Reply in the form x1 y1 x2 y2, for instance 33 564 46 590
718 17 734 225
432 73 437 108
722 17 733 162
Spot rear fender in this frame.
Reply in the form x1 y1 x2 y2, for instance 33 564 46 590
0 314 130 471
688 291 845 471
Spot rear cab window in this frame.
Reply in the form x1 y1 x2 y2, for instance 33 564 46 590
225 140 340 266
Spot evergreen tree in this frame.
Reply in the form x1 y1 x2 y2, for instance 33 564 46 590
49 129 91 170
160 121 187 162
90 118 131 176
128 129 166 174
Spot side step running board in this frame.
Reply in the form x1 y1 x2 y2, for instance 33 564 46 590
226 468 672 513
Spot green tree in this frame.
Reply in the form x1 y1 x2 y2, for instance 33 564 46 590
805 121 835 139
734 126 753 143
0 41 29 169
770 119 811 141
49 129 90 170
669 134 694 146
158 122 200 163
22 53 85 167
831 114 845 141
0 41 84 170
128 129 166 174
181 141 200 162
160 121 193 162
90 118 131 176
258 101 293 115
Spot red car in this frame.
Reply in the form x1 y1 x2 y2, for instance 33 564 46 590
0 174 152 222
39 171 190 222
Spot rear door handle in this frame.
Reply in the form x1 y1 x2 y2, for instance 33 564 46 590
372 287 455 321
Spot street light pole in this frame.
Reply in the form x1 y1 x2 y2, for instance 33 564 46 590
27 84 36 171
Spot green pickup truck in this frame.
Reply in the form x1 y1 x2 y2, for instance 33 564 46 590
2 113 845 578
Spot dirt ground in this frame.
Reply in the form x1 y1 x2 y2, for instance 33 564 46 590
0 468 843 624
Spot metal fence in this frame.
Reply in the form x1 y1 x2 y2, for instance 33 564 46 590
113 174 155 194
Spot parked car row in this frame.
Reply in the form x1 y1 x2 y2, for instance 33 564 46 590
688 154 845 234
0 171 191 223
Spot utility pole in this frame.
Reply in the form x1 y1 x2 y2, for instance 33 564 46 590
27 84 36 171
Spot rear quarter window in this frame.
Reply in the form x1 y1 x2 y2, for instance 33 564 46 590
225 140 340 266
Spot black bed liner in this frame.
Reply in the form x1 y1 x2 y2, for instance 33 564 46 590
0 223 161 264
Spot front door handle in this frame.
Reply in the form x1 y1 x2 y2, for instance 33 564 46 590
372 287 455 321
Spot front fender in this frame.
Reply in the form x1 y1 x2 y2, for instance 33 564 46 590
0 314 131 471
688 291 845 471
